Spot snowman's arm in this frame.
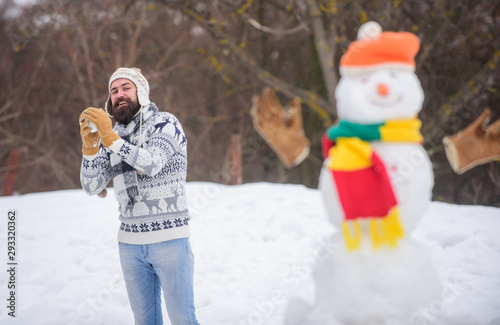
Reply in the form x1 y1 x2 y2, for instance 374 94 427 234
443 108 500 174
250 88 310 168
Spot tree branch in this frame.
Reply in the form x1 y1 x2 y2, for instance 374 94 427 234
436 50 500 124
160 0 334 126
126 0 148 66
306 0 338 108
246 17 308 36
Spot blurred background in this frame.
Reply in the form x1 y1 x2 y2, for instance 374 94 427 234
0 0 499 206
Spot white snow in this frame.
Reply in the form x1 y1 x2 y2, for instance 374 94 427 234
0 182 499 325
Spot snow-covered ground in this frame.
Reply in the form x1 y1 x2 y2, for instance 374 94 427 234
0 182 498 325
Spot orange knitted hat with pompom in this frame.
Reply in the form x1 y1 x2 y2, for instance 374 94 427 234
339 22 420 76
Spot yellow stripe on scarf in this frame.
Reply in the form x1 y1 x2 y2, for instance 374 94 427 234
327 138 373 171
379 118 423 142
342 219 361 251
370 207 405 249
342 208 405 251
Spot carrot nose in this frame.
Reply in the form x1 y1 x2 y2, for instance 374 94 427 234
377 83 389 96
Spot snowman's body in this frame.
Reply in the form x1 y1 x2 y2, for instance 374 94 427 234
320 141 433 236
285 24 442 325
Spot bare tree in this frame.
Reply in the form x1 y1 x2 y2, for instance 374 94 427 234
0 0 498 206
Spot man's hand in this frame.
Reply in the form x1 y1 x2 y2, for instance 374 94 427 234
81 107 120 147
443 108 500 174
79 109 109 199
250 88 310 168
79 111 100 155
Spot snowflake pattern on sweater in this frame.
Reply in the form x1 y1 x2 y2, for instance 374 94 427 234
80 103 191 244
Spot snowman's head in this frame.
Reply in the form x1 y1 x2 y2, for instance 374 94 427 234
336 22 423 124
336 69 424 124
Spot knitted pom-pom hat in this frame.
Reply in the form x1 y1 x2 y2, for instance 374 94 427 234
339 21 420 76
105 67 150 115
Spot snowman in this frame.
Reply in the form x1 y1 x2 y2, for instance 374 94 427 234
285 22 442 325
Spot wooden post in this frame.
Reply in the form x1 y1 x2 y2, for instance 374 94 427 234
3 149 22 196
231 134 242 185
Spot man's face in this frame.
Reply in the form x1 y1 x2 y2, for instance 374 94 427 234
109 78 140 125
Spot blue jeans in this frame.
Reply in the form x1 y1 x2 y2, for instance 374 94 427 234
118 238 199 325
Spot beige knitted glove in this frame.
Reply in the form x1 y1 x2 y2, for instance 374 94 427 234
443 108 500 174
81 107 120 147
250 88 310 168
79 111 100 155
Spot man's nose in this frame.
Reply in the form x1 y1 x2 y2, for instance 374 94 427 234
115 92 127 99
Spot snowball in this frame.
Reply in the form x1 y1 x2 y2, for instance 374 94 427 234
88 121 98 133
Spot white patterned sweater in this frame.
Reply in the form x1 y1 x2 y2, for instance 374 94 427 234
80 103 190 244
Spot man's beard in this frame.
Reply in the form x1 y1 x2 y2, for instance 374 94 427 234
110 98 141 125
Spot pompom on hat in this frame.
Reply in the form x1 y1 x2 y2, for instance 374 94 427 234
105 67 150 115
339 22 420 76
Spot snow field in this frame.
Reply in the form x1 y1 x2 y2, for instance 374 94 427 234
0 182 498 324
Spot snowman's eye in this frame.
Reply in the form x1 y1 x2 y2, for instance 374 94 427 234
390 71 396 78
361 77 368 84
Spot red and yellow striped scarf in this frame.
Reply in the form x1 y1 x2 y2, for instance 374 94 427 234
324 118 423 250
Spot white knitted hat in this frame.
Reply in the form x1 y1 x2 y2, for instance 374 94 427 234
105 67 150 115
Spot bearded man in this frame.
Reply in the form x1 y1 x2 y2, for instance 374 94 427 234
79 67 199 325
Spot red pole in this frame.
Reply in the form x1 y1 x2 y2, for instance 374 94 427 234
3 149 21 196
231 134 242 185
